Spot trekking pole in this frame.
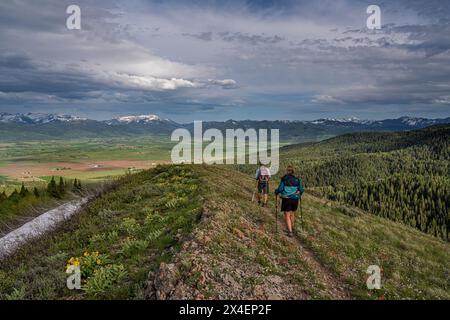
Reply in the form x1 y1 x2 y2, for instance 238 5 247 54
300 197 304 229
275 195 279 234
253 180 259 204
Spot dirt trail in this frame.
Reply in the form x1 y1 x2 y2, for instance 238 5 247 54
0 198 88 259
264 203 351 299
217 168 351 299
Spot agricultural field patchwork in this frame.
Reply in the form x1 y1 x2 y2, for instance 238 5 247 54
0 137 173 191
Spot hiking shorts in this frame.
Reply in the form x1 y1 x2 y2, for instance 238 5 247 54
258 181 269 194
281 198 298 212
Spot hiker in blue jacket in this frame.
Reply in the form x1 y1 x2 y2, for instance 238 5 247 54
275 165 304 237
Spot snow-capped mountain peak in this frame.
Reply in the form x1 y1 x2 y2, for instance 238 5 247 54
398 116 427 126
311 116 371 125
116 114 162 123
0 112 86 124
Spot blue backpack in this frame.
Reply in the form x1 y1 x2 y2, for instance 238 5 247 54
276 175 304 199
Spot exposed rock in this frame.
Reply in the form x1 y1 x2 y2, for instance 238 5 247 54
232 227 246 240
144 168 350 300
145 262 180 300
252 285 265 298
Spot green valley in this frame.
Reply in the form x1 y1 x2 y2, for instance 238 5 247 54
0 165 448 299
0 124 448 300
237 124 450 241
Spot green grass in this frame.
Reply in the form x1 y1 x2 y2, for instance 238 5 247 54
0 196 60 233
0 165 448 300
0 165 203 299
0 137 174 190
38 169 130 182
295 193 450 299
160 166 337 299
0 137 173 163
199 168 449 299
0 182 79 234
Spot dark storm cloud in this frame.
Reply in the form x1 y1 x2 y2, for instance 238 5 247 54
0 53 98 97
0 1 238 110
182 31 284 45
182 32 213 41
0 53 34 69
293 22 450 108
219 32 284 45
0 0 449 120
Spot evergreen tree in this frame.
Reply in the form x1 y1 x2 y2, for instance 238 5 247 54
0 191 6 203
8 189 20 202
72 178 82 193
47 177 59 198
33 187 40 198
72 179 79 192
19 182 29 197
57 177 66 197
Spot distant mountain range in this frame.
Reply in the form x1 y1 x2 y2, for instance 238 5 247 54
0 112 87 124
0 112 449 142
104 114 177 125
309 116 449 130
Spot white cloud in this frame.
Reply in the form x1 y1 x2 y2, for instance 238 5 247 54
0 0 449 118
103 72 200 91
433 96 450 104
312 95 345 104
207 79 238 89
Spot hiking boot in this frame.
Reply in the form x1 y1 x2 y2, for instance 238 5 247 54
287 231 294 237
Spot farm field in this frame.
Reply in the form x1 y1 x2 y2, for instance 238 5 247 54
0 137 173 191
0 135 293 192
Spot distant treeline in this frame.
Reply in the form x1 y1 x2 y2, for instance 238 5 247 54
0 177 83 223
237 125 450 241
287 126 449 241
0 177 82 202
323 174 449 240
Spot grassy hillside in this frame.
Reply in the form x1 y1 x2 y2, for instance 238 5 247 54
146 166 449 300
282 124 450 160
237 125 450 241
0 166 203 299
0 165 448 299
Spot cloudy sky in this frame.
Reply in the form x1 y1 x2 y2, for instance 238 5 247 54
0 0 449 121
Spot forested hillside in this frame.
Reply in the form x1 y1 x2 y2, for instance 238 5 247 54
278 125 450 240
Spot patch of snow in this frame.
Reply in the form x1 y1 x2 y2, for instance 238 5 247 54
116 114 162 123
398 116 434 126
0 112 86 124
0 198 88 259
311 117 372 125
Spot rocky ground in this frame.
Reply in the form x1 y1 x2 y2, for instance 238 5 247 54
144 166 350 300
